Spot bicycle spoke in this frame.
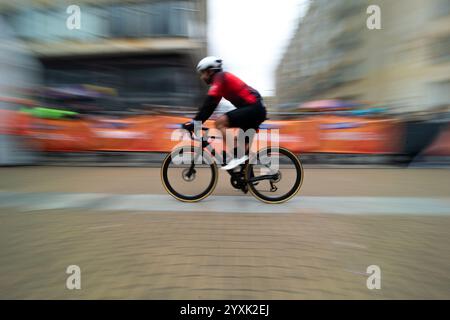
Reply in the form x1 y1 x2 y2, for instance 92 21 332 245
161 147 218 202
246 148 303 203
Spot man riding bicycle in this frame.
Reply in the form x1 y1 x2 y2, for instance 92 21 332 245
183 56 267 170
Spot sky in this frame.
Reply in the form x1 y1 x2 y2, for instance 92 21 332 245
208 0 309 97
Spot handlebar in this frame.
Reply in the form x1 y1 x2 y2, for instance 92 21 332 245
166 123 220 141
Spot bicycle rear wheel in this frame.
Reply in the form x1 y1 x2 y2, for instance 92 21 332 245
161 146 218 202
246 147 303 203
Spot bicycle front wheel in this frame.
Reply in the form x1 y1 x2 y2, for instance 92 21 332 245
246 147 303 203
161 146 218 202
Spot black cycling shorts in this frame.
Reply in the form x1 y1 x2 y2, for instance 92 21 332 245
225 101 267 131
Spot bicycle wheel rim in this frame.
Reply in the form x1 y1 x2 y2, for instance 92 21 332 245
246 147 303 203
161 147 218 202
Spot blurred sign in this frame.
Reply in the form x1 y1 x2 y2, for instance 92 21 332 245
6 113 418 155
315 116 403 154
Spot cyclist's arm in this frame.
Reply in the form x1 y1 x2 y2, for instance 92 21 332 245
193 95 221 123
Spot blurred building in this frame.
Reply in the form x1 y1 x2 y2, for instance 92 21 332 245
275 0 450 113
0 17 42 165
262 96 277 112
0 0 208 112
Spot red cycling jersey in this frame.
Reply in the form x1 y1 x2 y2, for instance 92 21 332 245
208 71 261 108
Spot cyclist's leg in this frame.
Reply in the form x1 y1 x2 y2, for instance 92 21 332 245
215 114 245 164
226 102 267 157
219 104 265 170
215 114 231 164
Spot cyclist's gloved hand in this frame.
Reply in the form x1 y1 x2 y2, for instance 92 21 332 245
182 120 195 132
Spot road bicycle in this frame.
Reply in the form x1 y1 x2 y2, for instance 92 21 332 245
161 125 304 203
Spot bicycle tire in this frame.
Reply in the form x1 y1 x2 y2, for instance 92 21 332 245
161 146 218 202
246 147 303 203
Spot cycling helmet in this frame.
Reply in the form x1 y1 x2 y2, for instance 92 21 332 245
196 56 223 73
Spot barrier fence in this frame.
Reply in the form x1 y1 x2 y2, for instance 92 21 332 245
1 110 449 156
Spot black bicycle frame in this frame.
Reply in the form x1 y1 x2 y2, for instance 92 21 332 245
187 127 279 183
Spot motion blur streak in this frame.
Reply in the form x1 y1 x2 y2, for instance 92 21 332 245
0 0 449 299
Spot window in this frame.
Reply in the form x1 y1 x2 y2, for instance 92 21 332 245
124 67 177 97
169 2 195 36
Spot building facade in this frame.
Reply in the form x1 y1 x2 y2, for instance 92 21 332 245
0 0 208 111
275 0 450 113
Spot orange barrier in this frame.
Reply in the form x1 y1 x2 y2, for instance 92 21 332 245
154 118 320 154
25 115 198 152
150 115 194 152
270 119 320 153
87 116 157 152
314 116 404 154
24 118 94 152
0 97 36 135
14 113 406 155
0 110 32 136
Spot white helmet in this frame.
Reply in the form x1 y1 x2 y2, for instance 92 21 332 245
196 56 223 73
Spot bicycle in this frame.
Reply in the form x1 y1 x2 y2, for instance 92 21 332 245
161 125 304 203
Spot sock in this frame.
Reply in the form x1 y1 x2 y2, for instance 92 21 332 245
222 150 228 164
233 146 247 158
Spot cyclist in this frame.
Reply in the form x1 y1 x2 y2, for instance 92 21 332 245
183 56 267 170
